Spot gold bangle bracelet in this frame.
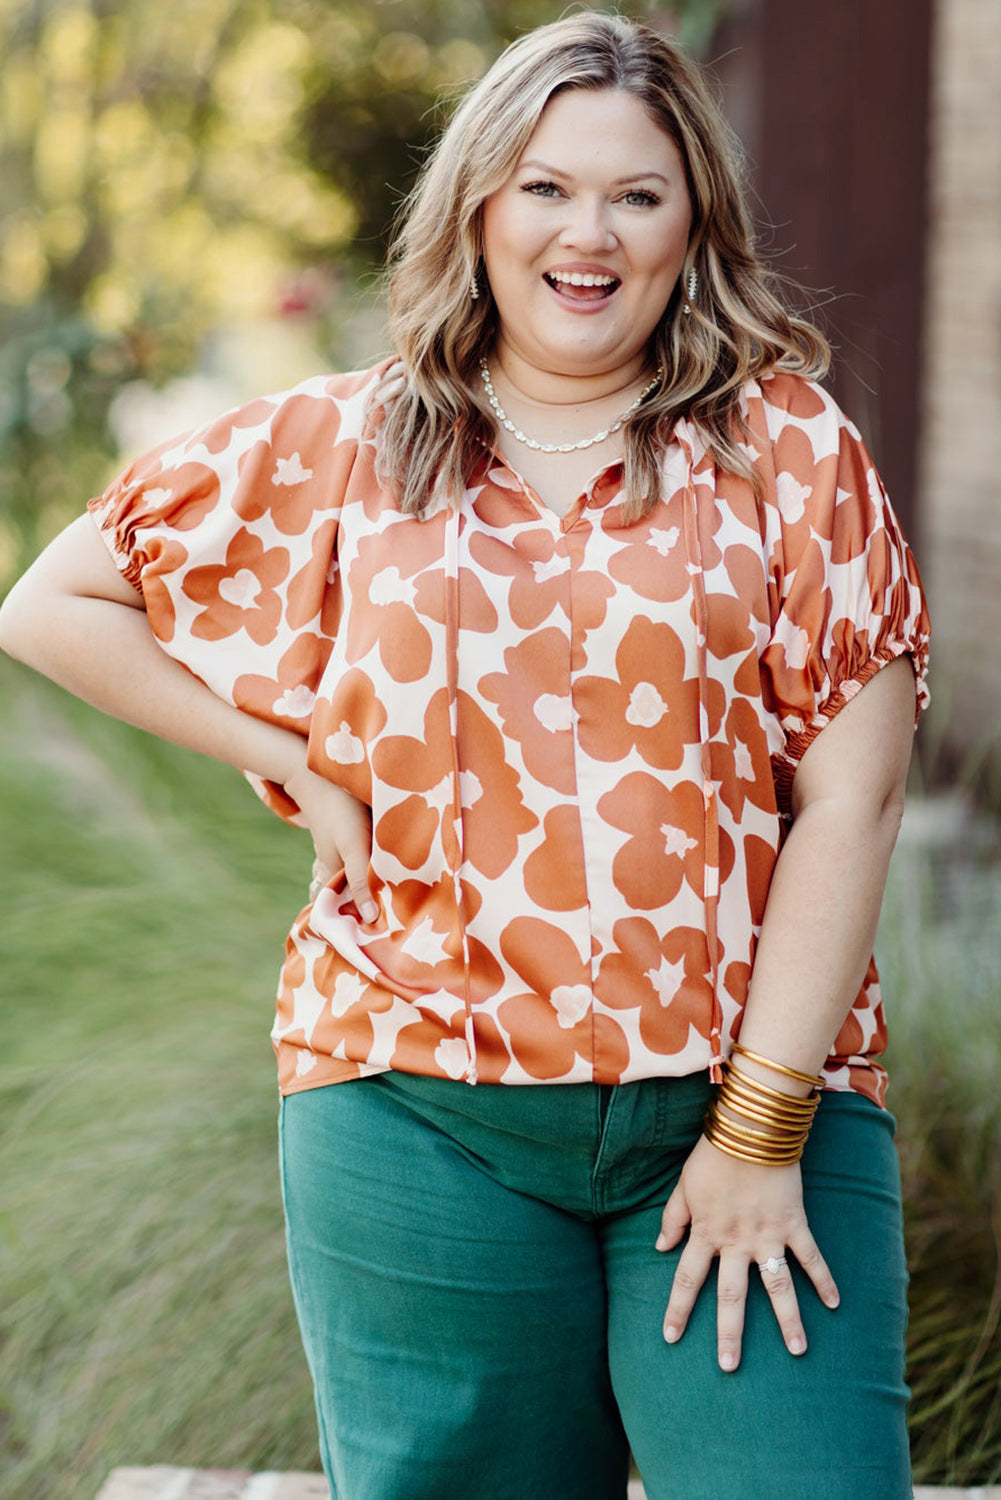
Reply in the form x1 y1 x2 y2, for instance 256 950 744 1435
710 1114 808 1151
708 1110 810 1152
706 1120 806 1159
716 1083 810 1123
718 1093 816 1133
703 1123 804 1166
707 1104 810 1146
715 1103 808 1139
730 1041 823 1089
720 1075 818 1120
727 1061 820 1108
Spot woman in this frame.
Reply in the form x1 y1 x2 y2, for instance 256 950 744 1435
0 13 929 1500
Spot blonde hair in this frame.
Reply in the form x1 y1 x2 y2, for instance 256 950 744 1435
372 11 829 518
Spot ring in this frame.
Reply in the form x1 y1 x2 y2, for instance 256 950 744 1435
759 1255 788 1276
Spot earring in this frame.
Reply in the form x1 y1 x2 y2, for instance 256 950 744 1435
470 272 480 301
683 267 698 316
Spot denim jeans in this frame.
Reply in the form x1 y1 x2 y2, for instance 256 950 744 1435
279 1070 911 1500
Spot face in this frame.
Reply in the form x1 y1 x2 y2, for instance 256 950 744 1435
480 88 693 381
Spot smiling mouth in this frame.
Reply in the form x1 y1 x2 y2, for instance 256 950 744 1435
543 271 621 302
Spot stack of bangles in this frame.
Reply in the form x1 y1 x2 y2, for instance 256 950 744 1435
703 1041 824 1166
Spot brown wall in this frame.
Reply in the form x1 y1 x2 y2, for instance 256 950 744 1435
712 0 934 539
919 0 1001 778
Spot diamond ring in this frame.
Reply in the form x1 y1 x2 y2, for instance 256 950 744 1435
759 1255 789 1277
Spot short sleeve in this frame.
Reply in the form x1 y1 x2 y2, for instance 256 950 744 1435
753 374 931 812
87 366 384 822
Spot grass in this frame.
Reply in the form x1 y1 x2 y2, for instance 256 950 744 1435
1 658 999 1496
880 805 1001 1485
0 659 319 1500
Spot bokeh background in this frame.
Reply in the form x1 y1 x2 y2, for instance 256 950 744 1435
1 2 999 1496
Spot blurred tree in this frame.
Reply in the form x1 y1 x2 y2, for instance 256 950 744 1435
0 0 729 584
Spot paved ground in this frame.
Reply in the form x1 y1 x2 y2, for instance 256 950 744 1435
92 1469 1001 1499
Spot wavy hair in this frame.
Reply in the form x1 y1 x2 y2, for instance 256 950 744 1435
372 11 830 518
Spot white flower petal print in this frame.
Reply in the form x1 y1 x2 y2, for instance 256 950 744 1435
325 721 364 764
272 452 314 486
459 769 484 807
550 984 591 1029
772 615 812 671
625 681 668 728
661 824 698 858
401 915 450 966
531 556 565 583
369 566 416 607
645 955 686 1006
330 970 366 1017
534 693 573 733
218 568 262 608
435 1037 469 1079
775 471 812 522
647 526 680 557
273 685 316 719
733 737 754 780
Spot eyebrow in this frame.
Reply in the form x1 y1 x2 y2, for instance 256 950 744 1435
517 159 670 186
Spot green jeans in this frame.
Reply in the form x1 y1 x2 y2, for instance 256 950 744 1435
279 1071 911 1500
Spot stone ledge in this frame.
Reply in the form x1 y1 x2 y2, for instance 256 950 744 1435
92 1469 1001 1499
94 1474 329 1500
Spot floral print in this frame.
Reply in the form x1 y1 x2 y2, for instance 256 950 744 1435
89 361 929 1105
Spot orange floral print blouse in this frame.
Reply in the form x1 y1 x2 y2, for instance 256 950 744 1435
88 361 930 1104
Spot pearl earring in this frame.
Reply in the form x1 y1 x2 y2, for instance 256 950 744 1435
470 273 479 301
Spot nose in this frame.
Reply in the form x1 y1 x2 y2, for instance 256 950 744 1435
558 195 616 253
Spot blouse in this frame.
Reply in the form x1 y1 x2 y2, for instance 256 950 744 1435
88 359 930 1104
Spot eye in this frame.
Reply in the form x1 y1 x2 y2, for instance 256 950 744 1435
520 179 563 198
621 188 661 208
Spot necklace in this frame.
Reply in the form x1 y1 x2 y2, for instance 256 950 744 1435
478 358 662 454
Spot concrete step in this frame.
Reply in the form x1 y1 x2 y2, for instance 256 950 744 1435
92 1469 1001 1499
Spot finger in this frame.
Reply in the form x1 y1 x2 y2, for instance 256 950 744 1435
663 1239 714 1344
788 1226 841 1310
716 1252 749 1371
656 1183 691 1252
337 828 377 924
757 1252 807 1356
308 857 335 901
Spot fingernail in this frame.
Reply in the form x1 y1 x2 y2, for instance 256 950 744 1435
826 1290 841 1309
361 901 378 923
664 1324 680 1344
655 1232 668 1251
789 1335 806 1355
719 1351 736 1371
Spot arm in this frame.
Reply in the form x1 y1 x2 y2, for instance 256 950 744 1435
657 654 918 1370
0 515 377 918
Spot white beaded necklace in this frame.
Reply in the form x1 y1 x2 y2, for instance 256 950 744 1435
479 358 663 454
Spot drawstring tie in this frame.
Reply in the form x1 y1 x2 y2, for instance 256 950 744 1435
676 422 724 1076
443 496 477 1083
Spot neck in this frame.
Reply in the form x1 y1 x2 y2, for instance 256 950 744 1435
490 342 652 410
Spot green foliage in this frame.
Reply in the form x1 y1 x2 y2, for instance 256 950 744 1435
1 664 999 1494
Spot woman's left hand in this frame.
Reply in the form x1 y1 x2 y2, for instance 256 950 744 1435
656 1135 840 1370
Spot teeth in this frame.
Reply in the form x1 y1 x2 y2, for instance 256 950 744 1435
549 271 617 288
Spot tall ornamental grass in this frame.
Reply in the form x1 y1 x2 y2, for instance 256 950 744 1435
881 801 1001 1485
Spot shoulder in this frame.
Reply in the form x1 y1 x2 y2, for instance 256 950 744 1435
258 357 399 450
741 370 850 454
732 369 870 486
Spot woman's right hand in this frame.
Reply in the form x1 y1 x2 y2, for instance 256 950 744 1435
283 759 377 922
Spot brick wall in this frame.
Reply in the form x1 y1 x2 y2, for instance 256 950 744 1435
919 0 1001 776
